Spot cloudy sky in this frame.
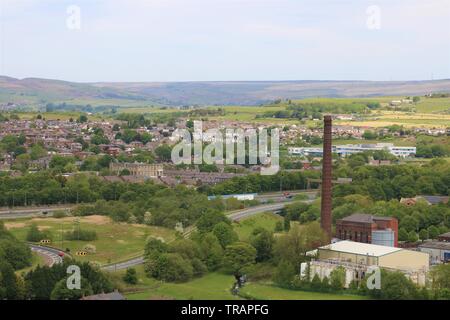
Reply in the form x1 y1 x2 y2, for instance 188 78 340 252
0 0 449 82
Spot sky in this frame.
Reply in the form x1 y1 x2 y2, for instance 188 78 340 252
0 0 449 82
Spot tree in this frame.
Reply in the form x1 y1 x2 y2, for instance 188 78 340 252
398 227 409 242
0 261 19 299
284 216 291 231
250 228 274 262
26 223 47 242
274 223 326 268
155 144 172 162
273 259 296 288
378 270 418 300
407 231 418 243
50 277 93 300
274 221 283 232
144 238 168 258
77 114 88 123
329 266 346 291
363 130 377 140
222 242 256 277
145 253 193 282
196 210 230 233
212 222 238 248
419 229 429 241
196 232 223 271
430 264 450 298
428 225 440 239
123 268 138 285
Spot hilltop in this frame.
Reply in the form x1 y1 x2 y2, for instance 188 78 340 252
1 76 450 107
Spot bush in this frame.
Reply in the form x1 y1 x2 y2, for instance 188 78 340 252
123 268 138 285
26 224 52 242
52 210 68 219
145 253 194 282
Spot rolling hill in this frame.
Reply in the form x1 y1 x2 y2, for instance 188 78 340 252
1 76 450 107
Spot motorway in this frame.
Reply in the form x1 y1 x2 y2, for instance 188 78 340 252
0 206 74 220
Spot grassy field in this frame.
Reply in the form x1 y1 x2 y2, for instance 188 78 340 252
240 283 369 300
415 97 450 113
4 215 176 265
119 266 368 300
120 266 239 300
233 212 283 241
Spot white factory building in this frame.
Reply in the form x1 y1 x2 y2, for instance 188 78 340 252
289 143 416 158
302 240 429 287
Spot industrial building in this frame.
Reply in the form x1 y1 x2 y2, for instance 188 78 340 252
333 143 416 158
438 232 450 242
109 162 164 178
304 240 429 287
335 214 398 247
288 143 416 158
418 241 450 264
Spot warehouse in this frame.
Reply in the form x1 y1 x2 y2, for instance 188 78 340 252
305 240 429 286
418 241 450 264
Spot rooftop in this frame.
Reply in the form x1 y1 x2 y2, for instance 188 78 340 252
339 213 394 224
319 240 402 257
418 241 450 251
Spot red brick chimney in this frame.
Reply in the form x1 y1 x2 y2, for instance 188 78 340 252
321 115 332 239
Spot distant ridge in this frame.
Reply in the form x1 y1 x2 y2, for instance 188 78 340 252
1 76 450 106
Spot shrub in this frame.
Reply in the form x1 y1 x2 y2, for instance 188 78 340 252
26 224 52 242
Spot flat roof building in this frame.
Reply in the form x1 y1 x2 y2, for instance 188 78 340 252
305 240 429 287
418 241 450 264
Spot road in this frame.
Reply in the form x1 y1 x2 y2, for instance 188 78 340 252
0 206 74 220
101 256 145 272
28 244 64 267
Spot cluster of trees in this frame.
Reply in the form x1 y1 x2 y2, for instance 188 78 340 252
24 260 113 300
115 129 152 145
416 135 450 158
144 210 278 283
45 102 116 114
333 159 450 201
257 101 377 120
0 134 27 156
203 171 321 195
73 184 223 228
0 222 32 300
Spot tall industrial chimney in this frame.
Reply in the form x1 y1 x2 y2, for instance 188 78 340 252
321 115 332 239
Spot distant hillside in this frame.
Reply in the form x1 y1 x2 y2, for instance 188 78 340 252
1 76 450 107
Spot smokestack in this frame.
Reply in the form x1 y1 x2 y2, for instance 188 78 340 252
321 115 332 239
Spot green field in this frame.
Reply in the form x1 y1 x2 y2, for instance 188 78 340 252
415 97 450 113
121 267 239 300
4 215 176 265
240 283 369 300
233 212 283 241
120 266 368 300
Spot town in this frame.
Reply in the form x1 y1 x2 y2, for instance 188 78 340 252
0 0 449 308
